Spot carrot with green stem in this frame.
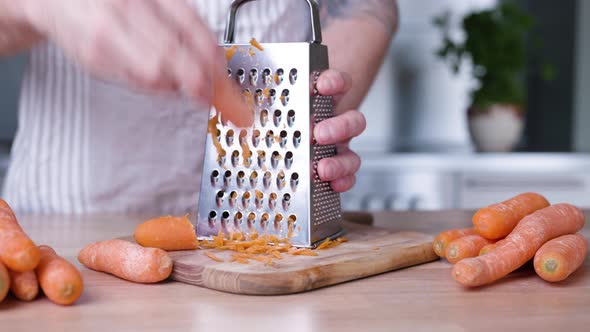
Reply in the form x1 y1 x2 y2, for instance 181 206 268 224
445 235 495 264
472 192 550 240
432 228 477 258
453 203 585 287
534 233 588 282
0 199 41 272
36 245 83 305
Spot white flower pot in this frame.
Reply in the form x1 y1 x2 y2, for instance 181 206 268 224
468 104 524 152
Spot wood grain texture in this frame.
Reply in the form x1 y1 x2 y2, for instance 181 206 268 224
169 221 437 295
1 211 588 332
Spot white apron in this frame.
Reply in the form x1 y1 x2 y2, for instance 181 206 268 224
3 0 312 215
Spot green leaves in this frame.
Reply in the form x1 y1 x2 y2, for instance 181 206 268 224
433 3 549 109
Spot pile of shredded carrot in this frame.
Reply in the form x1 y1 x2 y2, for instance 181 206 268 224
200 231 347 266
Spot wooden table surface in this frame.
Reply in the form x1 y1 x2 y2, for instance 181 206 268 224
1 210 588 332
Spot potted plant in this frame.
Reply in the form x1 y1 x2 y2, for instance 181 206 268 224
433 3 553 152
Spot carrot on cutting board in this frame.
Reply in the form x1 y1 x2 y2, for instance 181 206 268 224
36 245 83 305
472 192 550 240
78 239 173 283
9 270 39 301
0 262 9 302
0 199 41 272
534 233 588 282
453 203 585 287
134 215 199 251
432 228 477 258
445 235 495 264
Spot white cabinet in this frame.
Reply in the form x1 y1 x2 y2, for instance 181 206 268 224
457 172 590 209
343 154 590 211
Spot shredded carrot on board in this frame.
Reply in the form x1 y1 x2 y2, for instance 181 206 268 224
205 252 224 263
199 229 347 265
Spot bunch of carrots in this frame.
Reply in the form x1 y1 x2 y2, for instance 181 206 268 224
433 192 588 287
76 213 344 285
0 199 83 305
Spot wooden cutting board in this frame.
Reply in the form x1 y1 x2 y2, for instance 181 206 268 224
163 213 438 295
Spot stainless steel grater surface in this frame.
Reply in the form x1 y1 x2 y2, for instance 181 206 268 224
196 0 342 247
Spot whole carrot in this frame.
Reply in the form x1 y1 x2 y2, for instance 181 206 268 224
472 192 549 240
36 245 83 305
432 228 477 258
534 234 588 282
134 215 199 251
9 270 39 301
445 235 495 264
78 239 173 283
0 262 9 302
453 203 585 287
479 239 506 256
0 199 41 272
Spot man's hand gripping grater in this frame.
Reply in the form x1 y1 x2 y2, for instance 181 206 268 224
196 0 343 247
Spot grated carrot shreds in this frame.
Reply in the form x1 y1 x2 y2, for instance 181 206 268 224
225 45 238 61
317 239 334 250
250 38 264 51
213 230 225 247
198 230 335 264
290 248 318 256
205 251 225 263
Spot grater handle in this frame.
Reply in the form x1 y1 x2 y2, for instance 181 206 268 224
224 0 322 44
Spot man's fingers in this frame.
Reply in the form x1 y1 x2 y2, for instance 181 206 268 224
316 69 352 97
314 110 366 145
330 175 357 193
317 150 362 182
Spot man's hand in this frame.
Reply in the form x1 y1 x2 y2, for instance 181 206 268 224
20 0 251 126
314 70 366 193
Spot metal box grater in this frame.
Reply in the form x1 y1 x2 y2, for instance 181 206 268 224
196 0 343 247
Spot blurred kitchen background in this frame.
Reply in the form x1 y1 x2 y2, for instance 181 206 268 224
1 0 590 211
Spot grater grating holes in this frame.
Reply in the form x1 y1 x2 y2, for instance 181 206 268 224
273 109 282 127
275 68 284 84
260 109 269 127
289 68 298 84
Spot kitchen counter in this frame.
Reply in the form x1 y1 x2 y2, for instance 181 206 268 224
0 210 588 332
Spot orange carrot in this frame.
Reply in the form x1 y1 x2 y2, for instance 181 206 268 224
36 245 83 305
479 239 506 256
78 239 173 283
134 215 199 251
0 199 41 272
472 192 549 240
9 270 38 301
432 228 477 258
445 235 495 264
453 203 585 287
0 262 9 302
250 38 264 51
205 252 224 263
534 233 588 282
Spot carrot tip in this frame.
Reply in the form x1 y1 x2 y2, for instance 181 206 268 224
543 259 558 273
